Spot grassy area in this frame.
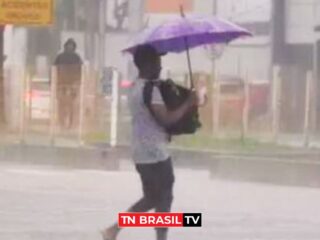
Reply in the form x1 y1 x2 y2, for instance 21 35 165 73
85 129 294 154
172 133 292 153
85 132 109 144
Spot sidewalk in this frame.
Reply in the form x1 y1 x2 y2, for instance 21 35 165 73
0 163 320 240
277 133 320 148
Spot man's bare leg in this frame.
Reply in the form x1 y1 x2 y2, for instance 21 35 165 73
156 228 168 240
101 224 120 240
101 196 155 240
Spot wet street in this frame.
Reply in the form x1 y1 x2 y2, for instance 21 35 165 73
0 161 320 240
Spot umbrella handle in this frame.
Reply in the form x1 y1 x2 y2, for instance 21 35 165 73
184 38 194 89
180 5 194 90
179 5 185 17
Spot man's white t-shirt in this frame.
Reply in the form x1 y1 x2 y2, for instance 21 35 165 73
128 78 170 164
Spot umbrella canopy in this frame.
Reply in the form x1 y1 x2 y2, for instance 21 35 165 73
123 16 252 54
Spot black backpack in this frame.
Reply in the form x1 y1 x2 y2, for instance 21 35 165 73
143 79 201 136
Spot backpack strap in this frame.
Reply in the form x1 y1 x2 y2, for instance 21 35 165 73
143 80 160 124
143 81 154 111
143 80 172 141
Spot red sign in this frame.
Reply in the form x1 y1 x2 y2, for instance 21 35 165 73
146 0 193 13
118 213 201 227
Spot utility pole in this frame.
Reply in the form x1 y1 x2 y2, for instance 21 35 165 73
0 26 5 126
85 0 96 64
270 0 276 122
212 0 218 135
313 0 319 132
99 0 107 73
128 0 145 33
127 0 145 77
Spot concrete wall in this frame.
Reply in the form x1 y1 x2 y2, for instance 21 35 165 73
105 33 131 79
217 45 271 82
286 0 316 44
216 0 272 81
193 0 214 15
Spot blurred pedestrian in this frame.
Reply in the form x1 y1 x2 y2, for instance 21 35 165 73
54 38 82 129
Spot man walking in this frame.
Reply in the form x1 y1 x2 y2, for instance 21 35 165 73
102 45 198 240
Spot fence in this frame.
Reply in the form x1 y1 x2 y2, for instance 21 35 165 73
1 65 319 150
2 64 112 147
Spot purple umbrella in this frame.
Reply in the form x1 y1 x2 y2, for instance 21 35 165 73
123 16 252 54
123 13 252 88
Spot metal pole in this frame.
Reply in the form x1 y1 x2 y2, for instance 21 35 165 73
49 66 57 146
78 65 86 146
242 71 250 139
26 67 31 135
272 66 281 142
303 71 313 147
110 69 120 147
0 27 5 125
213 73 220 135
269 0 275 109
212 0 218 135
85 0 96 65
313 0 318 132
127 0 144 78
19 68 27 144
312 38 318 132
99 0 106 73
128 0 145 32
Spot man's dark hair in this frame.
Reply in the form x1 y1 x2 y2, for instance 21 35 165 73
133 45 159 70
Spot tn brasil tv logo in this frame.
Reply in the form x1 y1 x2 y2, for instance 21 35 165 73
118 213 202 227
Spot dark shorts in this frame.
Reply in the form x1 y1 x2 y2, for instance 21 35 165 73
135 158 175 212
